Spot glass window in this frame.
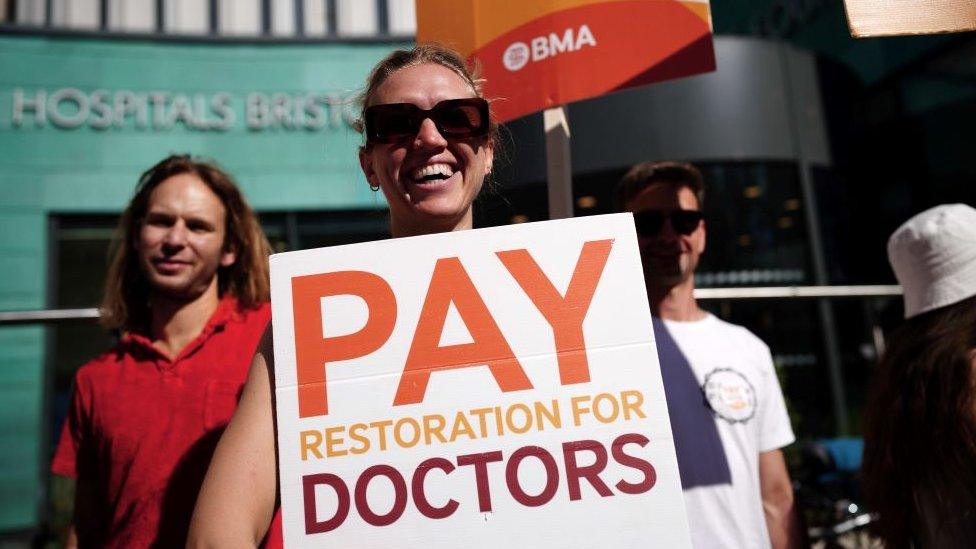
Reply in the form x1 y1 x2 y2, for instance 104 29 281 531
694 162 811 287
107 0 155 33
528 160 813 286
475 183 548 228
165 0 208 35
51 0 99 30
387 0 415 36
270 0 296 37
302 0 327 36
218 0 260 36
260 212 290 252
335 0 375 37
294 210 387 248
15 0 47 25
50 216 119 441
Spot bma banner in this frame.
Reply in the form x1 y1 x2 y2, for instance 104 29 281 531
416 0 716 122
270 214 690 547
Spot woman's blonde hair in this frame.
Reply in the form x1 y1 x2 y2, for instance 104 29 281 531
100 155 271 331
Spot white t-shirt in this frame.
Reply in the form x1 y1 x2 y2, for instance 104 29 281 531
653 314 795 549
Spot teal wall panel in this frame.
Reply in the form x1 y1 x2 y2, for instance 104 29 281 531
0 255 44 308
0 213 45 250
0 34 409 531
0 182 44 209
0 478 37 527
0 333 44 529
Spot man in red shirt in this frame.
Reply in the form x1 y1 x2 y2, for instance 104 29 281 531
52 155 272 548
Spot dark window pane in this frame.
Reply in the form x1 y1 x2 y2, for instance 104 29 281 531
295 210 388 249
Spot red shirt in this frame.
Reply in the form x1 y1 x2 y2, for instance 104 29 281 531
265 509 283 548
52 297 270 548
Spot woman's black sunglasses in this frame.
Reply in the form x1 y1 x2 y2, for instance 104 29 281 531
363 98 490 144
633 209 704 237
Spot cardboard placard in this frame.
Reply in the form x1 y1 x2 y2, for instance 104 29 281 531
416 0 716 122
843 0 976 37
270 215 690 547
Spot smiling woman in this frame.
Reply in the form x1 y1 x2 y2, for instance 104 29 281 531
187 43 500 548
356 45 497 237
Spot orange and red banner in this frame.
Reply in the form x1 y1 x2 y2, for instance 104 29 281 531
417 0 715 122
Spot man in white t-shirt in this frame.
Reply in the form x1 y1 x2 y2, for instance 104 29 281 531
615 161 803 549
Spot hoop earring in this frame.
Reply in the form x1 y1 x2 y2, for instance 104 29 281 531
369 182 380 192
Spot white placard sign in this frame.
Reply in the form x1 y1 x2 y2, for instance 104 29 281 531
270 214 691 548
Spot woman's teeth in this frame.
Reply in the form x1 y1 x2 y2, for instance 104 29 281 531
411 163 454 182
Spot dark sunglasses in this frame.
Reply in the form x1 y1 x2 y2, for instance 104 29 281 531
363 98 490 144
633 209 703 237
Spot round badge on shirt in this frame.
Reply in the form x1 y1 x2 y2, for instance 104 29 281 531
702 368 757 424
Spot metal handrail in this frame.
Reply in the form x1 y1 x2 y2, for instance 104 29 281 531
0 285 902 325
694 285 902 299
0 308 100 325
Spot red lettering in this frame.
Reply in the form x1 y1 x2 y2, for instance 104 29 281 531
412 457 459 519
354 465 407 527
497 239 613 385
611 433 657 494
562 439 613 501
456 450 504 512
394 258 532 405
301 434 657 534
302 473 350 534
292 271 396 417
505 445 559 507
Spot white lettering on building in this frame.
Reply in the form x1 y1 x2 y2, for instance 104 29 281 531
10 88 358 132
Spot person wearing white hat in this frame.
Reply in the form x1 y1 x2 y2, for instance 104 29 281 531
862 203 976 549
887 203 976 319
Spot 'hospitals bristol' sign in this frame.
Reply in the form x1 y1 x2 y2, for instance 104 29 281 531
11 88 359 132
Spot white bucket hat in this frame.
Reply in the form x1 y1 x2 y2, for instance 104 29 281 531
887 204 976 319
